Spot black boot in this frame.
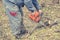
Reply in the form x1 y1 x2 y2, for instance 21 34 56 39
15 30 28 39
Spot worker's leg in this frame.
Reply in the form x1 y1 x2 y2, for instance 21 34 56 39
24 0 36 12
2 0 27 37
32 0 41 11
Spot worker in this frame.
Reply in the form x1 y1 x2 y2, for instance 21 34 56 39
2 0 42 39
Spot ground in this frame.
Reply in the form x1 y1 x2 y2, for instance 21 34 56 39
0 0 60 40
